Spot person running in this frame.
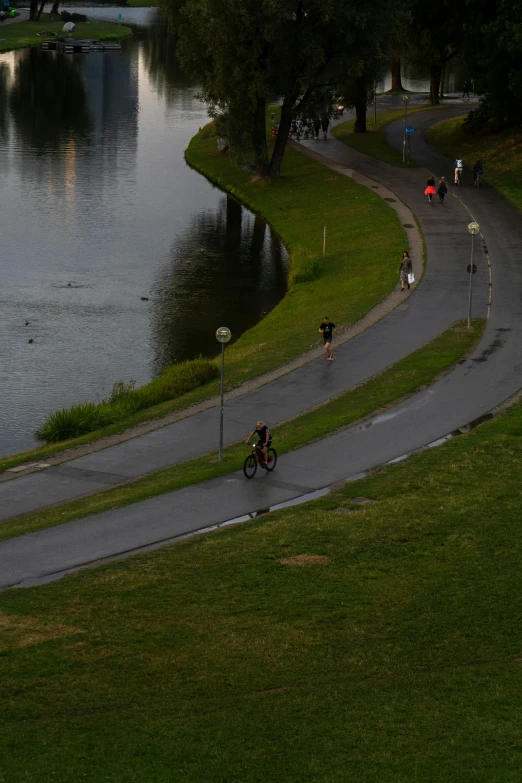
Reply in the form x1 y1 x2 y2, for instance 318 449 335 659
453 157 463 185
437 176 448 203
319 316 336 361
398 251 413 291
462 80 470 99
473 160 483 186
245 421 272 466
425 175 436 205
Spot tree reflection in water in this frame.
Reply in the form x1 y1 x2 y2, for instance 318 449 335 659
151 195 288 374
0 63 9 143
9 48 91 152
140 21 195 104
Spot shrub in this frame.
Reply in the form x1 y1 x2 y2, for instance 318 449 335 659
36 359 218 443
60 10 87 22
289 247 323 286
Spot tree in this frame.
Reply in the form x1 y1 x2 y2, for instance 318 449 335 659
462 0 522 126
407 0 467 104
391 53 404 91
161 0 404 177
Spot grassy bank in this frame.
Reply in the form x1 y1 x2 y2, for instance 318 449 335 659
2 325 522 782
0 320 483 543
0 122 406 471
0 19 132 53
332 104 458 167
426 116 522 212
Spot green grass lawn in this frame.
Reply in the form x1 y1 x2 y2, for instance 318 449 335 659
2 325 522 782
0 19 132 52
0 123 406 473
332 104 465 167
426 116 522 213
0 320 482 543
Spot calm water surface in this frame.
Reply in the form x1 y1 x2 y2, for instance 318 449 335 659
0 13 288 456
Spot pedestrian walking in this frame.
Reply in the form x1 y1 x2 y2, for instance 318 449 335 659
425 175 436 205
398 251 413 291
437 176 448 203
321 115 330 139
318 316 336 361
462 80 470 99
313 118 321 139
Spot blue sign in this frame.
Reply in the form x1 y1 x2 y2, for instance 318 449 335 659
117 13 122 19
405 125 415 135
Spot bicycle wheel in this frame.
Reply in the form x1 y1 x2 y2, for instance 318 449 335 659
243 454 257 479
265 448 277 472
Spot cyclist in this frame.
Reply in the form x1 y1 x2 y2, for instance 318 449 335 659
473 160 483 186
245 421 272 466
453 158 463 185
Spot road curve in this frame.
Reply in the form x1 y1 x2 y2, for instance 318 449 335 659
2 107 521 588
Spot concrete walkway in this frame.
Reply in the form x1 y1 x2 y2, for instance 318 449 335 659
3 106 522 587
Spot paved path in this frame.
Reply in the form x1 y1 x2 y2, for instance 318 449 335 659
0 101 483 522
0 9 29 25
4 105 522 587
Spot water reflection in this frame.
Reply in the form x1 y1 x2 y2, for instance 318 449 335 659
0 29 289 456
9 49 91 152
152 195 288 372
140 21 195 103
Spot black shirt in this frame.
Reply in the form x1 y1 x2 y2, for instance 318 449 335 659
256 425 271 444
320 321 335 339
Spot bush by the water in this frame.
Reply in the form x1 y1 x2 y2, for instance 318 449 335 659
289 247 323 285
36 358 218 443
60 10 88 22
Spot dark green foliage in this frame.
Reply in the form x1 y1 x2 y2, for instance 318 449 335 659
36 359 218 442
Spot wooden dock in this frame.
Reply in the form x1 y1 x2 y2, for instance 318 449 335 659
41 38 121 53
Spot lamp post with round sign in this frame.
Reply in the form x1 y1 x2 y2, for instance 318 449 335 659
402 95 410 163
467 222 480 328
215 327 231 462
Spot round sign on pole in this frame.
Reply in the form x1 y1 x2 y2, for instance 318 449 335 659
405 125 415 135
467 263 478 274
467 221 480 235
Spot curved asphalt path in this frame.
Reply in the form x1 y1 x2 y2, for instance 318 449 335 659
2 106 522 587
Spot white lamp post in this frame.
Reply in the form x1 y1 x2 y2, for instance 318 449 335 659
402 95 410 163
467 222 480 328
215 327 231 461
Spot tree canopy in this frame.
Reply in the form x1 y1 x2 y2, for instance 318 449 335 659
161 0 404 176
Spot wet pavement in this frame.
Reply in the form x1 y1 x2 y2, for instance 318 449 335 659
3 103 522 588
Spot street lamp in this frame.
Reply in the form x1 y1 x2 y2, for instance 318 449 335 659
467 222 480 328
215 326 231 461
402 95 410 163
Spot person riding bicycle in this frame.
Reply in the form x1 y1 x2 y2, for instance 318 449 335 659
453 158 464 185
245 421 272 466
473 160 483 185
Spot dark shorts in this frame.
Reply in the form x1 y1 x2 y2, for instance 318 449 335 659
323 335 333 344
258 439 272 450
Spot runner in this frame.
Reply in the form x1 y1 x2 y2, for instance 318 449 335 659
245 421 272 466
319 316 336 361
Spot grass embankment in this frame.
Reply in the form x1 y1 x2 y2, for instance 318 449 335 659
0 19 132 53
0 124 406 472
332 104 458 167
427 116 522 213
0 321 483 543
3 331 522 781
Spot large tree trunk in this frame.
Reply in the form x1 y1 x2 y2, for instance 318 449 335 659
429 66 442 105
29 0 38 20
35 0 46 21
354 76 368 133
251 97 269 178
51 0 61 14
269 99 293 178
439 66 446 100
391 54 404 92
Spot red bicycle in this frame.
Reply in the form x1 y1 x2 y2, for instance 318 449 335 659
243 443 277 479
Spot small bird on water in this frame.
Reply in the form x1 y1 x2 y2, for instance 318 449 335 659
24 320 29 326
28 338 33 344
